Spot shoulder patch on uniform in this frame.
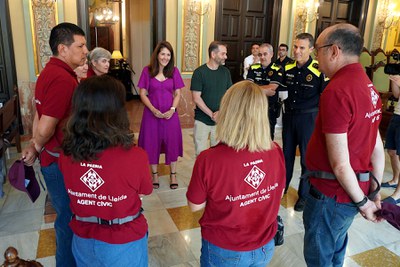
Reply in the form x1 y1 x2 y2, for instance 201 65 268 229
271 63 282 71
285 61 296 71
307 59 321 77
250 63 262 70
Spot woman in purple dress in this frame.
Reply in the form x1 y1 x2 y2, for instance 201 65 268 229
138 41 184 190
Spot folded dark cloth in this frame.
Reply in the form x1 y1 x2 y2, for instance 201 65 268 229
376 202 400 230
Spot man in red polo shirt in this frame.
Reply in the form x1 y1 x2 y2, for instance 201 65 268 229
22 22 88 267
303 23 384 266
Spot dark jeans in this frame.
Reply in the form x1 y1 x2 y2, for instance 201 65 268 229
41 163 76 267
303 186 358 267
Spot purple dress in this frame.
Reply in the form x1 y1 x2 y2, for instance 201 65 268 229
137 66 184 165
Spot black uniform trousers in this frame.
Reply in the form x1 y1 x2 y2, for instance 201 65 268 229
282 111 317 198
268 104 280 140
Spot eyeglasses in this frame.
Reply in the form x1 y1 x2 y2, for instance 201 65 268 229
315 44 335 56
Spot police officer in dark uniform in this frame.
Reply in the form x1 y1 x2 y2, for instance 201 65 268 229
247 43 284 140
282 33 328 211
275 43 292 67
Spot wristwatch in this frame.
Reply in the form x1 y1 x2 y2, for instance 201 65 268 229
170 107 176 111
353 196 368 208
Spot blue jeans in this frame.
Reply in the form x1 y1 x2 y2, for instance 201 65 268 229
72 233 148 267
41 163 76 267
303 186 359 267
200 238 275 267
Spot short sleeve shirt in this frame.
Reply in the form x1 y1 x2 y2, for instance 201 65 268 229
247 62 284 104
190 64 232 125
35 57 78 166
274 56 292 67
283 57 328 110
306 63 382 203
59 146 153 244
187 143 286 251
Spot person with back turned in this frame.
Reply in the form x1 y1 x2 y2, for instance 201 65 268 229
187 81 285 267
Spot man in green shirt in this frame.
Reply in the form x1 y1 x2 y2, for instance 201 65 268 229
191 41 233 156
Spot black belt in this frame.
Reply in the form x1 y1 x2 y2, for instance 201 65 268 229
74 208 143 226
284 107 318 114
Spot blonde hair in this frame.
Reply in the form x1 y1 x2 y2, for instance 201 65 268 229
216 80 272 152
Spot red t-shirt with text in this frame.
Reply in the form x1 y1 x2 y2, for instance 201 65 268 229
306 63 381 203
187 143 286 251
59 146 153 244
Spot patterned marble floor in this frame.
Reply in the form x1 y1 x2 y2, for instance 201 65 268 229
0 126 400 267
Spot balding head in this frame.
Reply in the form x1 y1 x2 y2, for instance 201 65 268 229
316 23 362 77
324 23 363 56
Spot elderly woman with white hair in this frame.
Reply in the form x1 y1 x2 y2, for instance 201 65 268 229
87 47 111 77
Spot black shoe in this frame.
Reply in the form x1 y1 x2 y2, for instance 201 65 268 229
294 198 305 212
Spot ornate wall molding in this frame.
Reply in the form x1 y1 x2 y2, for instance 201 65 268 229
292 0 307 45
372 0 389 50
29 0 58 75
181 0 201 73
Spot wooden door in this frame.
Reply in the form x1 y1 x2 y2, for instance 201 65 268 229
215 0 282 83
316 0 369 37
0 0 17 102
90 26 115 51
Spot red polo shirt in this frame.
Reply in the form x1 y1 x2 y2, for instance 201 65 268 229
35 57 78 166
306 63 382 203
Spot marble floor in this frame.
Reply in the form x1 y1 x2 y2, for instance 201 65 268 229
1 124 400 266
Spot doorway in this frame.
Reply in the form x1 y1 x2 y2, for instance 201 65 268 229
315 0 369 37
214 0 282 83
0 0 17 102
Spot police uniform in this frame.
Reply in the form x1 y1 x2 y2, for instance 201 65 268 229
275 56 292 67
247 62 284 140
282 56 328 203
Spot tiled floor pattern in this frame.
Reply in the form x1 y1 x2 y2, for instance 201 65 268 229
1 126 400 266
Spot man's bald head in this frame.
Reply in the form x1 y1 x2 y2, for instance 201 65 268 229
323 23 363 56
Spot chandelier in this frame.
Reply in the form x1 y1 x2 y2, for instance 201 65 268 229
94 7 119 25
92 0 122 25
